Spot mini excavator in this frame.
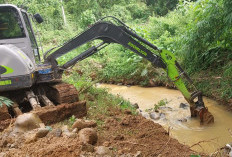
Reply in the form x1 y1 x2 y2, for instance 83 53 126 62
0 4 214 126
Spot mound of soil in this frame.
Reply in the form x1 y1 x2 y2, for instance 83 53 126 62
0 109 203 157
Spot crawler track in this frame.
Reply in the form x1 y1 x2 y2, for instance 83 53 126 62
0 82 86 131
46 83 79 104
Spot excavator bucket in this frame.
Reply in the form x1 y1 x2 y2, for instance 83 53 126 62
190 106 214 124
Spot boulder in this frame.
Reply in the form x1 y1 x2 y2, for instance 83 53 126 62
79 128 98 145
150 112 160 120
14 113 43 132
72 119 97 130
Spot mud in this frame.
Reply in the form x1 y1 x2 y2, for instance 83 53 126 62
99 84 232 154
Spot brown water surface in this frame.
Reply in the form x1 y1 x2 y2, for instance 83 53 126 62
99 84 232 154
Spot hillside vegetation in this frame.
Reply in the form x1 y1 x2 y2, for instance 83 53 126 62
2 0 232 103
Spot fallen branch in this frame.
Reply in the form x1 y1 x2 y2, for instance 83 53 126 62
190 137 218 149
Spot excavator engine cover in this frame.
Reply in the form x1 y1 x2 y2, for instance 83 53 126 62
0 45 35 92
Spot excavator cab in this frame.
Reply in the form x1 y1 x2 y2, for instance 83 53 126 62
0 5 41 64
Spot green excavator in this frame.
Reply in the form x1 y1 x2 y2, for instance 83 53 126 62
0 4 214 128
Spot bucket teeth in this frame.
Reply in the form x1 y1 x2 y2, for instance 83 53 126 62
190 106 214 124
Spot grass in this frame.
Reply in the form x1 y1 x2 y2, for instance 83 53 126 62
63 71 137 122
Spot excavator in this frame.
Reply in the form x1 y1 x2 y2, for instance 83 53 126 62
0 4 214 129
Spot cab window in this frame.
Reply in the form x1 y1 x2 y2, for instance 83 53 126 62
0 7 25 39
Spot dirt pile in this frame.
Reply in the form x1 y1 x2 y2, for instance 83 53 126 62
0 108 203 157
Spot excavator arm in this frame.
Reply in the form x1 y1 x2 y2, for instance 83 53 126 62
44 17 214 124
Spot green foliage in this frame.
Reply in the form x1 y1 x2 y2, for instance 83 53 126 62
145 0 179 16
154 99 168 111
79 10 96 28
0 96 13 107
68 115 76 125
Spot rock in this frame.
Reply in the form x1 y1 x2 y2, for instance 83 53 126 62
81 143 94 152
63 131 77 138
132 103 139 109
72 128 78 133
62 125 69 132
150 112 160 120
72 119 97 130
178 118 187 122
136 109 142 114
134 151 142 157
95 146 110 155
14 113 43 132
79 128 98 145
35 128 49 138
179 103 189 109
0 152 6 157
140 112 150 119
47 128 62 137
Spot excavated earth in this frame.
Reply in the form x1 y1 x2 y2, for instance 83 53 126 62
0 107 204 157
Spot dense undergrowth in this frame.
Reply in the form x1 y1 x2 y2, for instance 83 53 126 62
3 0 232 103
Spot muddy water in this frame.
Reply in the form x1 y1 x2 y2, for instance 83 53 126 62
99 84 232 154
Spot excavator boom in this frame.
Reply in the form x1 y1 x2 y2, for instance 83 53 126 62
44 17 214 124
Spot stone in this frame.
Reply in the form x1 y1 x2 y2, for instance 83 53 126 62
81 143 94 152
179 103 189 109
136 109 142 114
35 128 49 138
72 128 78 133
72 119 97 130
14 113 42 132
150 112 160 120
134 151 142 157
95 146 110 155
0 152 6 157
63 131 77 138
79 128 98 145
47 128 62 137
178 118 187 122
140 112 150 119
62 125 69 132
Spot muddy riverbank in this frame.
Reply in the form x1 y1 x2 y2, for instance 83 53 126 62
99 84 232 154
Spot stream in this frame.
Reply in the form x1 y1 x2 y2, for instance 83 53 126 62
98 84 232 154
